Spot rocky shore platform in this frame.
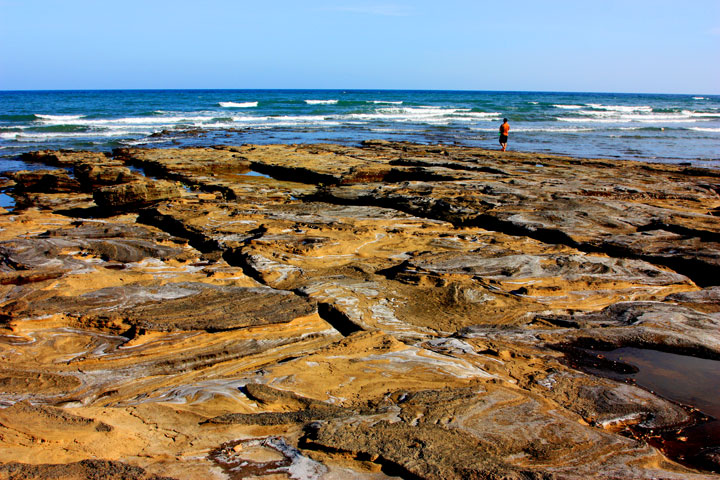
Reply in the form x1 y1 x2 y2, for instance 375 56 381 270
1 142 719 479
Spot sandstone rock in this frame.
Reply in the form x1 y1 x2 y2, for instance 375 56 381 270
6 169 81 193
73 163 139 189
112 284 317 332
20 150 111 168
2 143 719 478
0 460 177 480
93 179 183 210
541 301 720 357
665 286 720 313
0 221 187 272
308 385 701 479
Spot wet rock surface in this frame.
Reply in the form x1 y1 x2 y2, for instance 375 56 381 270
0 142 719 479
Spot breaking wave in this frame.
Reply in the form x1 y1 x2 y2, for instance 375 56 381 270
35 114 86 121
219 101 258 108
689 127 720 132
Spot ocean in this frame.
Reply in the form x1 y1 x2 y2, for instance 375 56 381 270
1 89 719 172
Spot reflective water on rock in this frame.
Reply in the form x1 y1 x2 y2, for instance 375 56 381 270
587 347 720 473
0 192 14 210
602 348 719 420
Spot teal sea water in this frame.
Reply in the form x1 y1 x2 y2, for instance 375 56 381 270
1 89 719 172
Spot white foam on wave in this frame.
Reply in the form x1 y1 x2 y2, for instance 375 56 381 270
369 100 403 104
684 110 720 117
223 107 500 127
202 120 341 129
219 101 258 108
557 117 698 124
457 111 502 119
2 130 143 141
693 96 707 100
471 126 595 133
689 127 720 132
553 104 583 109
305 99 338 105
347 107 449 124
586 103 653 113
516 126 595 133
557 109 700 123
347 106 500 124
230 114 330 124
121 137 178 146
35 114 86 121
36 114 216 127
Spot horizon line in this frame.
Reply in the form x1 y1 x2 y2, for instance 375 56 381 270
1 88 717 97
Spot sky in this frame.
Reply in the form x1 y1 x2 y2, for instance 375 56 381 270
1 0 718 94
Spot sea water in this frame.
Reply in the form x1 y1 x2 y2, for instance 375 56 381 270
1 89 719 172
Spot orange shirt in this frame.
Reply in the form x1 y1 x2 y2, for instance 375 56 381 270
500 122 510 135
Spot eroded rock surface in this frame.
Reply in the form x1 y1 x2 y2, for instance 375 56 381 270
0 143 718 479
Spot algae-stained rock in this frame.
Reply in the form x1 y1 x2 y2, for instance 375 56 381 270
310 419 532 480
0 460 177 480
526 369 691 429
309 385 702 480
7 169 82 193
93 179 183 210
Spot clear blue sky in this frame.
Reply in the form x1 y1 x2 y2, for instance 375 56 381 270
1 0 718 94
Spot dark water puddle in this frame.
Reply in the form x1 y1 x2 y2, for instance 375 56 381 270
602 348 720 420
569 346 720 473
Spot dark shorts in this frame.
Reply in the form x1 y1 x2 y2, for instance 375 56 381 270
499 134 508 143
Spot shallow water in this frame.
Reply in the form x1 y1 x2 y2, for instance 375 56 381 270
0 192 14 210
602 347 720 419
2 90 719 171
596 347 720 472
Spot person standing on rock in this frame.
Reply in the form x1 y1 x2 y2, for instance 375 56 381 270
499 118 510 152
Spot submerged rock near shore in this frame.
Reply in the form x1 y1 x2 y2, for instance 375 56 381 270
1 142 719 479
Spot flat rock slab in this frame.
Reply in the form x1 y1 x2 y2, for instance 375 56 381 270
309 385 702 480
1 143 719 478
114 284 317 332
93 179 184 210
